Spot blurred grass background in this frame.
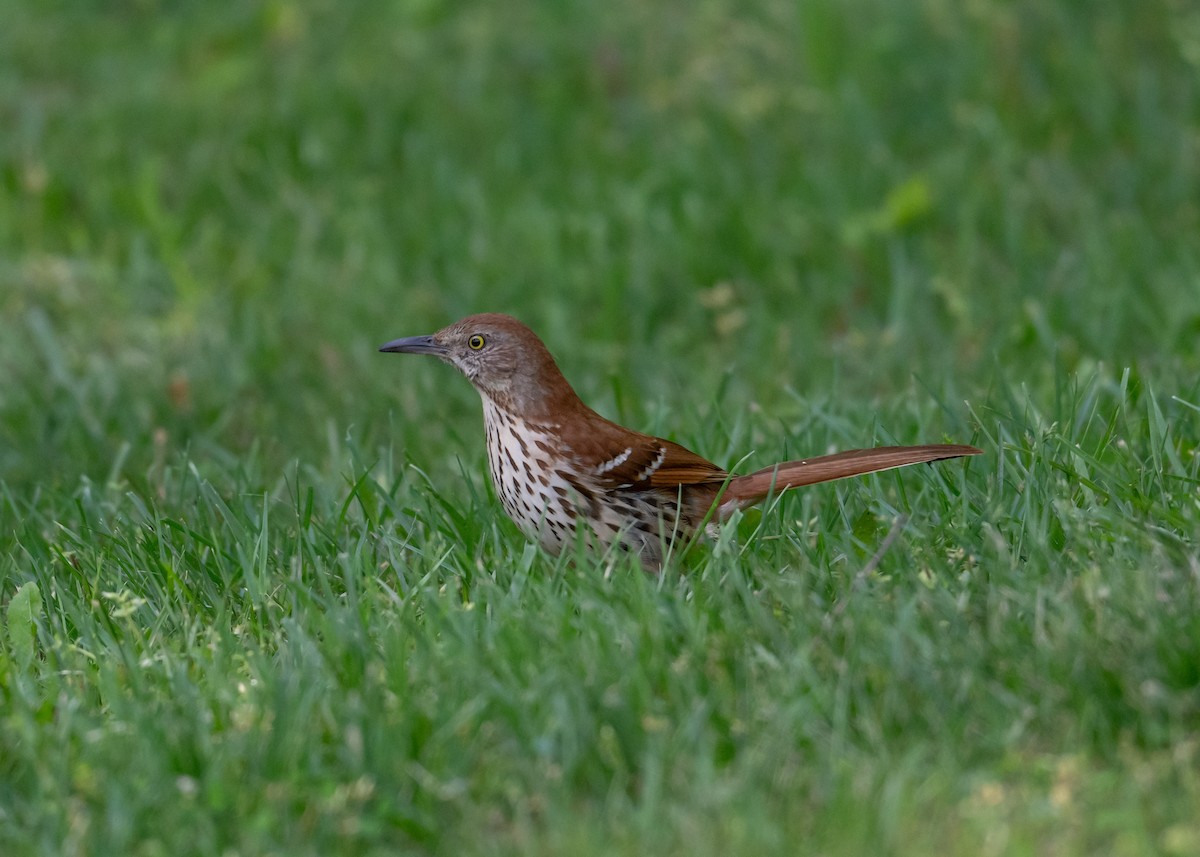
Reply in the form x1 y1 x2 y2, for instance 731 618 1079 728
4 0 1197 487
1 0 1199 854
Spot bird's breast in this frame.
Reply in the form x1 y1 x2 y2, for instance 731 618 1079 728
482 402 579 551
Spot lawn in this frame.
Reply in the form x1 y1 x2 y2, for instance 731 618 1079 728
1 0 1199 854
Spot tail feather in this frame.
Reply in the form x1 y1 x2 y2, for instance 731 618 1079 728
718 444 981 517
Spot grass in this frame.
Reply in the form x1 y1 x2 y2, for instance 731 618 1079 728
2 0 1199 854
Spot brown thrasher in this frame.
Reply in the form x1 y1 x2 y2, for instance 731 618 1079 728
381 313 980 569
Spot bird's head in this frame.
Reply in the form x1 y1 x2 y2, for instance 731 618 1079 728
380 313 576 417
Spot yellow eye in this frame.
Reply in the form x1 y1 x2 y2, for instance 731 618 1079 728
468 334 485 350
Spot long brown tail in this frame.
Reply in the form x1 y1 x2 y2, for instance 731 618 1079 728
717 444 981 517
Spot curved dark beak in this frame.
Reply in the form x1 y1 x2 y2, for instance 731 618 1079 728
379 335 447 355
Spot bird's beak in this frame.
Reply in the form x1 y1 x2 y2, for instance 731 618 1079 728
378 335 448 356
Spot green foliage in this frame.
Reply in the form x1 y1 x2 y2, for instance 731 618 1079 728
4 581 42 671
1 0 1198 854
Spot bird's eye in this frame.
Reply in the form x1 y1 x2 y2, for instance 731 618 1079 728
468 334 485 350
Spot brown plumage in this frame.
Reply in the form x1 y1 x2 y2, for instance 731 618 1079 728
381 313 980 569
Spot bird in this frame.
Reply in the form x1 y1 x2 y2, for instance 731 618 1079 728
380 313 980 569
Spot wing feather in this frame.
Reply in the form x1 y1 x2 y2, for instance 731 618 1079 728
570 425 726 490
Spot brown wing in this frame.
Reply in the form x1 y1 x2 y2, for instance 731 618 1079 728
567 411 728 491
645 438 728 488
589 436 727 490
